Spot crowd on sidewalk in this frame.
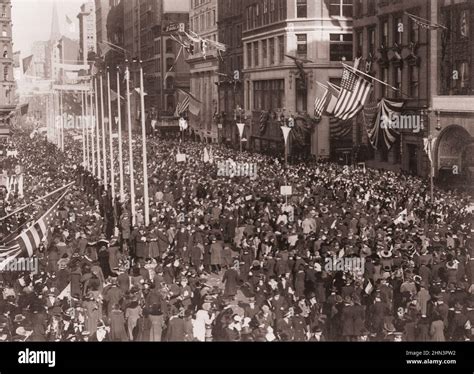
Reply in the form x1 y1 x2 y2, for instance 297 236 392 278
0 128 472 342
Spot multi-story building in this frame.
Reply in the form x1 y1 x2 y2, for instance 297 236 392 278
187 0 219 143
352 0 431 175
429 0 474 183
217 0 244 145
352 0 474 181
95 0 115 54
78 1 97 65
30 41 48 78
0 0 16 125
242 0 353 158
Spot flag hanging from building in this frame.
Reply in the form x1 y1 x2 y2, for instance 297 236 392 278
0 188 69 265
333 64 372 121
365 98 404 150
329 117 352 140
174 91 191 117
314 87 329 118
405 12 447 31
326 82 341 115
177 88 201 116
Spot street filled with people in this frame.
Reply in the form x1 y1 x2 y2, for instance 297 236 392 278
0 125 473 342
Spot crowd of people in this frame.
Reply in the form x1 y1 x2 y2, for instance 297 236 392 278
0 125 472 342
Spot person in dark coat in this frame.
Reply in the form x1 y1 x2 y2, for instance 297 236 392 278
109 304 128 341
135 308 151 341
165 308 186 341
352 295 366 337
222 263 240 299
341 296 355 341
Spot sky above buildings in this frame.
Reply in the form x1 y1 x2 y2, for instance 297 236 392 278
12 0 84 58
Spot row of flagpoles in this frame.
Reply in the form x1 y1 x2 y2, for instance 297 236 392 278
45 61 152 227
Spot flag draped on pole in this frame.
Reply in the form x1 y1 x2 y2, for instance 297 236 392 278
365 98 404 150
174 91 190 117
423 137 437 164
0 188 69 267
176 88 201 116
405 12 447 31
333 61 372 121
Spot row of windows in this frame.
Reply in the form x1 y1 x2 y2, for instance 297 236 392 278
245 0 286 31
378 64 419 99
355 15 420 59
246 33 353 67
190 9 216 33
245 36 285 68
253 79 285 111
192 0 212 9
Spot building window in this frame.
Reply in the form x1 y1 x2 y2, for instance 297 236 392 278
329 0 352 17
247 43 252 67
213 9 216 25
166 57 174 71
278 35 284 62
381 67 388 97
394 16 403 45
254 41 259 66
296 0 307 18
253 79 284 110
329 33 353 61
262 39 267 64
296 34 307 58
380 19 389 47
455 60 470 93
165 38 173 53
368 27 375 56
166 76 174 89
393 66 402 98
355 29 363 57
3 64 7 81
269 37 275 65
409 65 419 98
367 0 375 16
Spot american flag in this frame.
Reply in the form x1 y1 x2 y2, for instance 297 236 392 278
174 95 190 117
0 189 69 266
314 88 329 118
329 117 352 139
333 66 372 121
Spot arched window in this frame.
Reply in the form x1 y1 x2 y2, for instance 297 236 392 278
165 76 174 89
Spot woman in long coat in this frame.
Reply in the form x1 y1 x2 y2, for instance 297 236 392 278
430 315 445 341
136 309 152 341
210 239 223 273
135 231 147 259
149 304 165 341
109 305 129 341
222 265 240 298
148 228 160 259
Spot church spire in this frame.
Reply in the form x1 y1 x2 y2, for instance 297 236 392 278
50 1 61 41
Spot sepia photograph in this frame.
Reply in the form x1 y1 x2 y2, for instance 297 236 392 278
0 0 473 370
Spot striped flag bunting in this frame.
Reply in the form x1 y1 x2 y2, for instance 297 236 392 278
0 188 70 265
329 117 352 140
333 65 372 121
364 98 404 150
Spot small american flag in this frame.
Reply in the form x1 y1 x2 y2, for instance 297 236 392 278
314 88 329 118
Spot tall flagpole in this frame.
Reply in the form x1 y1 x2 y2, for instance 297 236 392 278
117 66 124 203
138 60 149 227
107 68 115 201
94 76 101 181
81 89 86 167
125 62 136 225
59 90 64 152
90 80 96 176
99 73 108 189
84 90 91 171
